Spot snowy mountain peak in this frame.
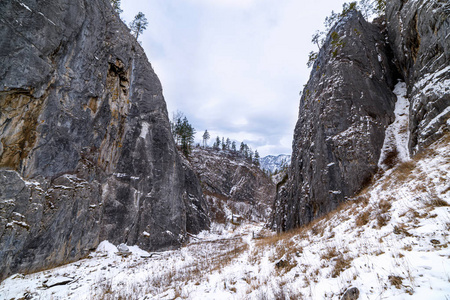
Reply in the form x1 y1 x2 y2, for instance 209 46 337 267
260 154 291 173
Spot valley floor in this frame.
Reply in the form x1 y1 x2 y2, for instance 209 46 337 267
1 136 449 300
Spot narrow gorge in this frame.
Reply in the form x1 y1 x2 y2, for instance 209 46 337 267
0 0 449 295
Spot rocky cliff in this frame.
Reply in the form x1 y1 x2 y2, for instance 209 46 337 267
272 1 449 232
387 0 450 152
189 148 275 223
0 0 208 280
272 11 398 231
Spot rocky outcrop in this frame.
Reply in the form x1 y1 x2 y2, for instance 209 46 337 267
387 0 450 152
189 148 275 222
272 2 449 232
0 0 208 280
271 11 398 231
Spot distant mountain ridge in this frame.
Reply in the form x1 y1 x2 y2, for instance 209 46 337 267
188 147 275 222
260 154 291 173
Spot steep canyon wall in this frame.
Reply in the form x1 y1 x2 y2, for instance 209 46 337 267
0 0 209 280
272 1 449 231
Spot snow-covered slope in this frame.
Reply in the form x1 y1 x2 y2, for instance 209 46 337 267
260 154 291 173
1 134 449 299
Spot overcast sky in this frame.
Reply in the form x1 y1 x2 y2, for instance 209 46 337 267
121 0 348 157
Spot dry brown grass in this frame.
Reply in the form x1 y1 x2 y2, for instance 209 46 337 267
427 195 449 207
374 198 392 228
382 148 399 169
403 244 413 251
320 246 340 260
395 160 416 181
331 255 353 278
388 275 403 289
377 213 390 228
411 132 450 162
378 199 392 213
275 257 298 274
393 224 412 236
355 210 370 226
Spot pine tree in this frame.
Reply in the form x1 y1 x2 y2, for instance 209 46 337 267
222 137 226 150
254 150 260 166
308 1 363 68
374 0 386 16
225 138 231 150
307 51 319 68
214 136 221 150
202 130 210 148
171 111 184 145
231 141 236 152
130 12 148 40
110 0 123 14
240 142 245 154
179 117 195 156
311 30 323 50
342 2 358 15
170 112 195 156
359 0 374 19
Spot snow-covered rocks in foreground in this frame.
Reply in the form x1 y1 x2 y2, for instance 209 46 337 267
1 135 449 299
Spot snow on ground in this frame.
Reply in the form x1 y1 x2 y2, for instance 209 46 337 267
1 135 449 299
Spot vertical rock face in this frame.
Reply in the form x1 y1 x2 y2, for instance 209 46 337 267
387 0 450 152
271 12 398 231
272 2 449 232
0 0 208 280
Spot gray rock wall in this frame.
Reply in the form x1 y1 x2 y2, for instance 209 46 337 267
271 12 397 231
387 0 450 152
0 0 208 281
272 2 449 232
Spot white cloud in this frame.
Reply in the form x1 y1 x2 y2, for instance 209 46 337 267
121 0 349 157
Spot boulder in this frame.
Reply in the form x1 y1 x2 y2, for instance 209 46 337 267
341 287 359 300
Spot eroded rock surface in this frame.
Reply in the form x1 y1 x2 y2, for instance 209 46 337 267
387 0 450 152
271 12 398 231
189 148 275 223
272 2 449 231
0 0 208 280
